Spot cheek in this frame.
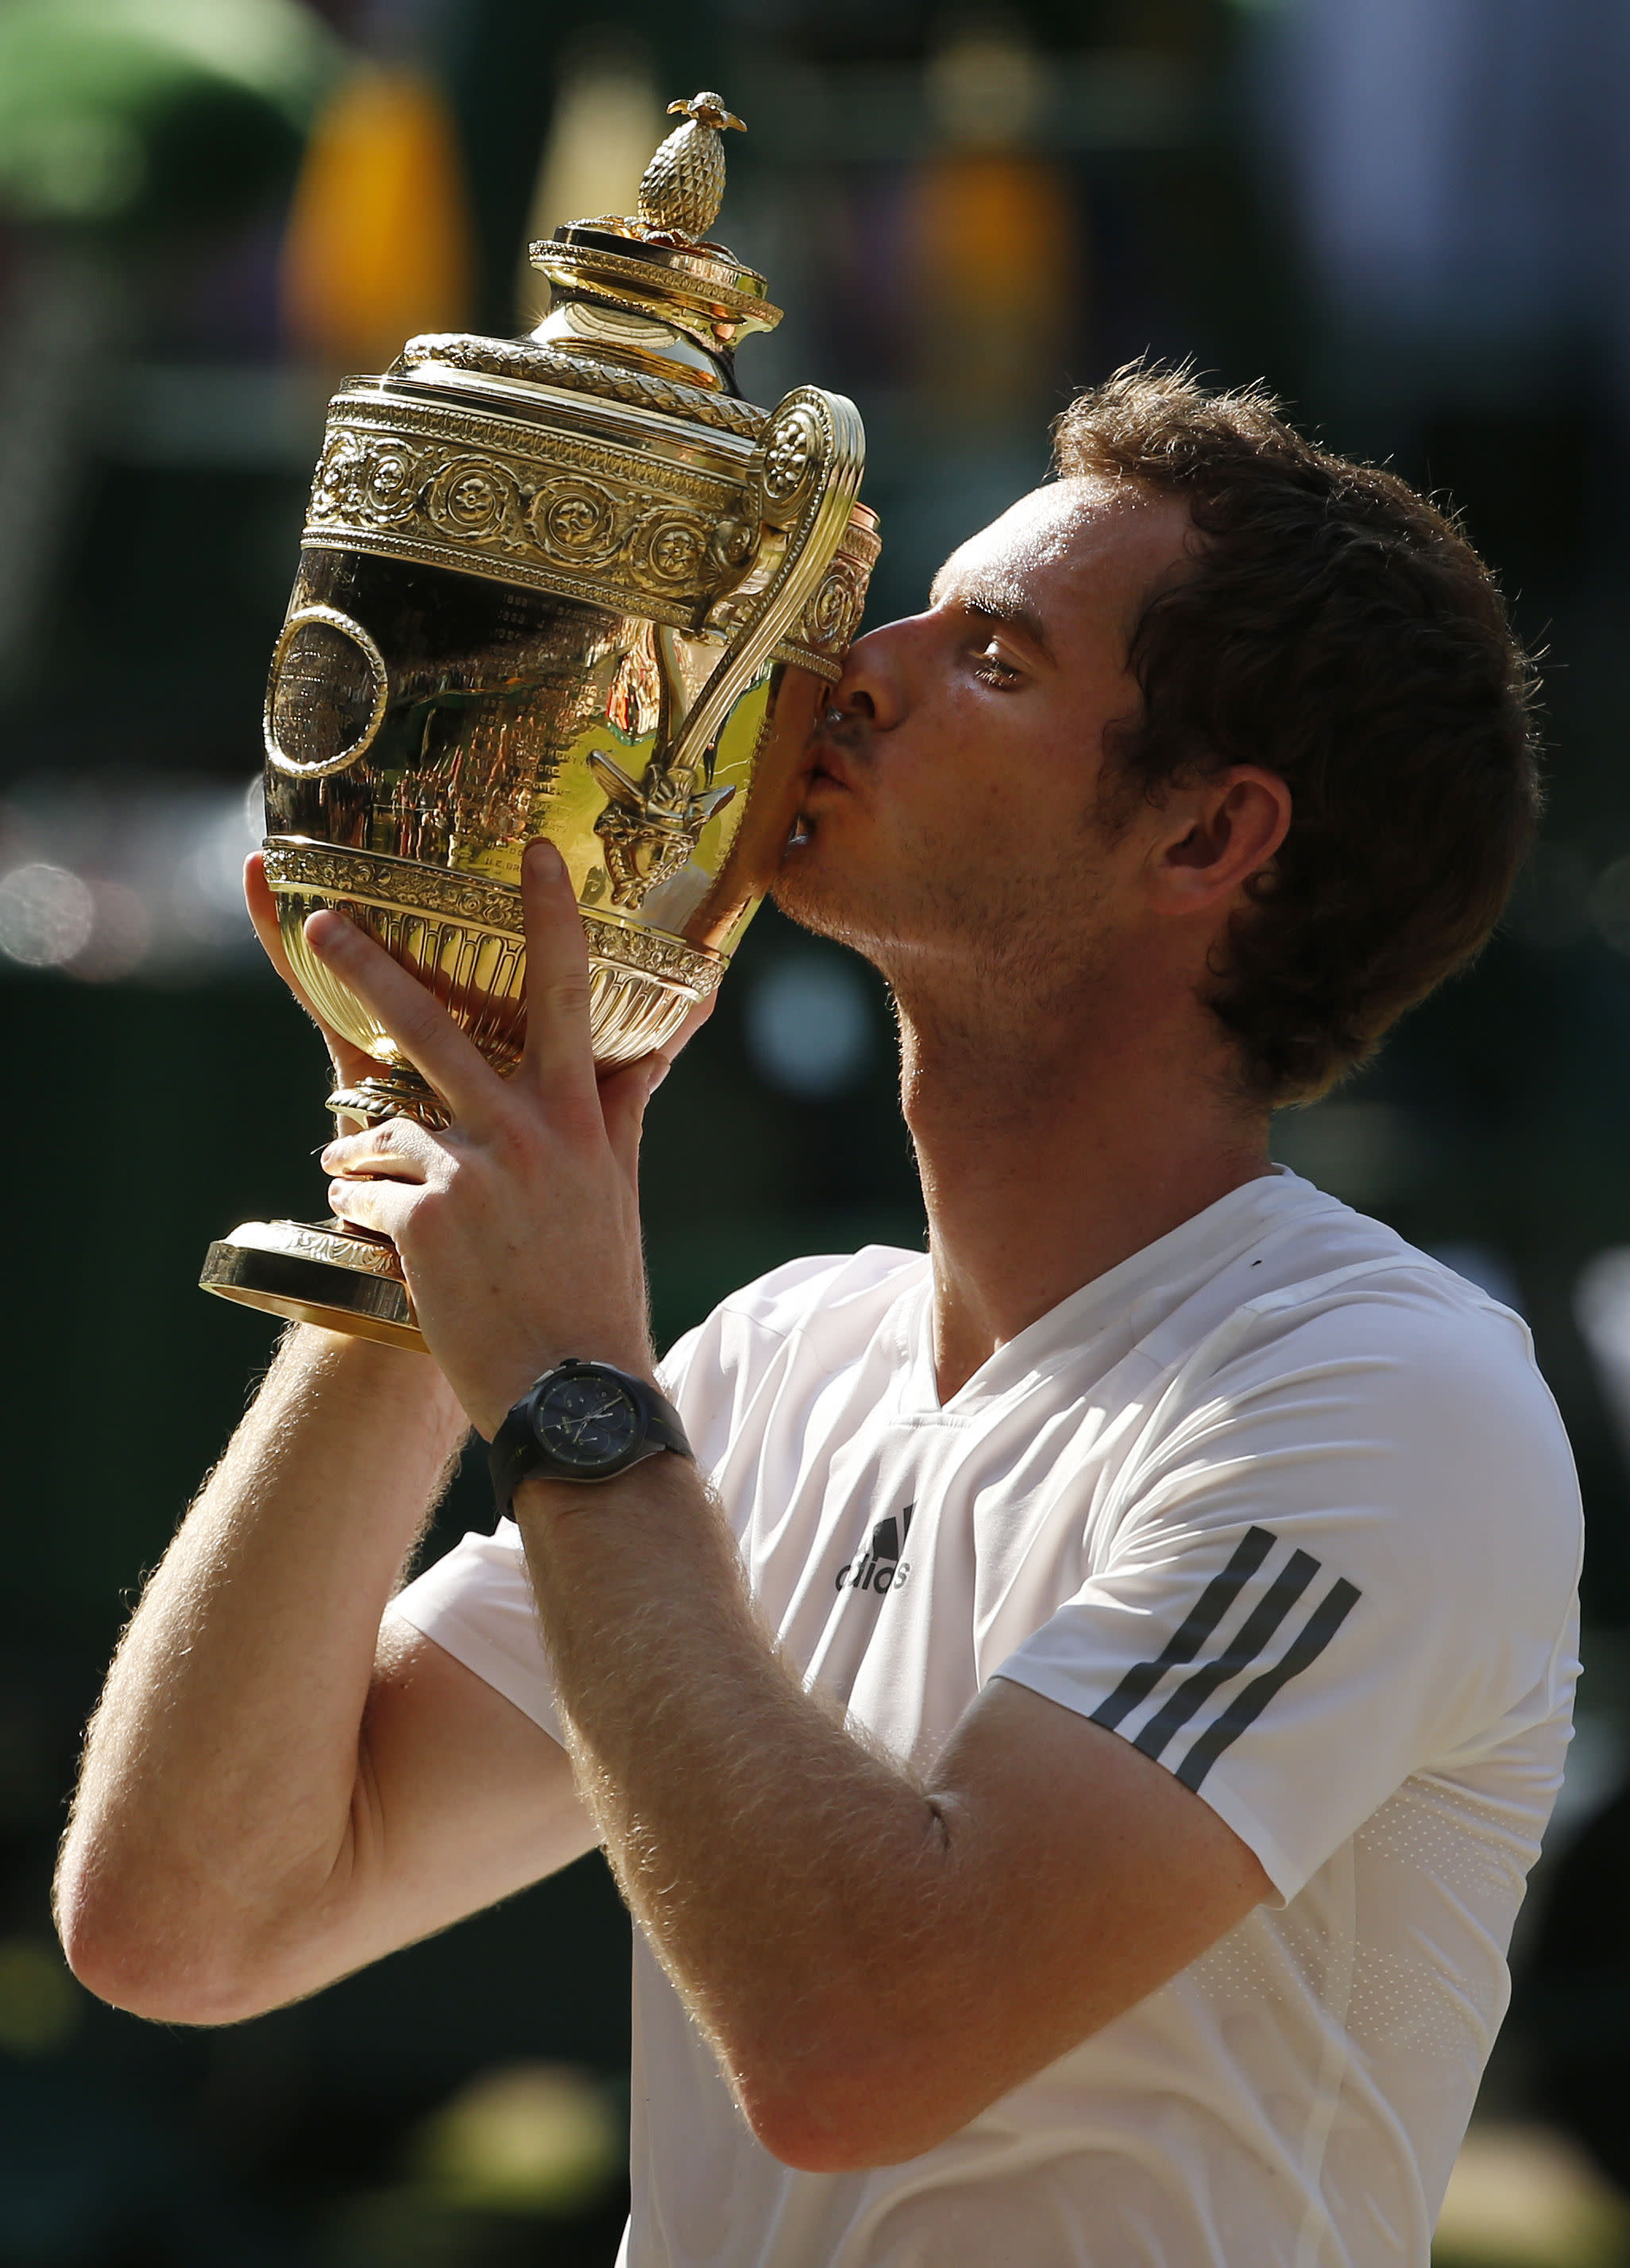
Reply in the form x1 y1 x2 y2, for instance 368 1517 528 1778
894 762 1030 887
903 695 1023 803
936 714 1039 825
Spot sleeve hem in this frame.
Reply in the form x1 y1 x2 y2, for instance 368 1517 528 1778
384 1592 566 1749
990 1664 1304 1907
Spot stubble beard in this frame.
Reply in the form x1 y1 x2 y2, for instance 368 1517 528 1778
772 814 1127 1075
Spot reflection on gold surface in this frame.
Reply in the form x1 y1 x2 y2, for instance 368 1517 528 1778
260 390 872 1094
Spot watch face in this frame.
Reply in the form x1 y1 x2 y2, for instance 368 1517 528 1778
535 1371 641 1470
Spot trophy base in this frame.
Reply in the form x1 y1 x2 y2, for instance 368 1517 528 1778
199 1220 427 1356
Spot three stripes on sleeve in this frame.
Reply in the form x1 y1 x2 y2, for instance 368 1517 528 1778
1089 1526 1362 1792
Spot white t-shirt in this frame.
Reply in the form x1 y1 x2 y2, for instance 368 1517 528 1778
389 1169 1582 2268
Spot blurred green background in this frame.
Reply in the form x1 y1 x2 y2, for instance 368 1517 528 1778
3 0 1630 2258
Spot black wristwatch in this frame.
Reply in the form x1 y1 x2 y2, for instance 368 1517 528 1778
488 1359 693 1512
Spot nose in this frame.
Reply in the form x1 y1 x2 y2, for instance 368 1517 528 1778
827 614 922 731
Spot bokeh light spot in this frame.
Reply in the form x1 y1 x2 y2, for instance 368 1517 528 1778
0 862 95 967
0 1939 83 2056
744 955 875 1097
411 2061 623 2217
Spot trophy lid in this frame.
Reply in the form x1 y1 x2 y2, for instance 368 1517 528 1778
529 91 782 392
392 90 781 418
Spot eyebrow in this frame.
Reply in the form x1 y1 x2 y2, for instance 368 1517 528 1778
926 572 1056 663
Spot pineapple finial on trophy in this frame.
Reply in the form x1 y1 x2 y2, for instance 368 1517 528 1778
637 91 747 243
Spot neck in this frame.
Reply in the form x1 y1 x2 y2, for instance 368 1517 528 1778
890 967 1274 1402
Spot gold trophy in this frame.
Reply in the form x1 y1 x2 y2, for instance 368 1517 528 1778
200 92 879 1355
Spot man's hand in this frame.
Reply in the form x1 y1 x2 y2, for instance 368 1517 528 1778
309 838 705 1435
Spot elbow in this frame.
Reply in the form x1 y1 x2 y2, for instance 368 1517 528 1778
60 1914 286 2029
58 1916 256 2030
736 2035 969 2174
55 1851 288 2028
747 2112 890 2178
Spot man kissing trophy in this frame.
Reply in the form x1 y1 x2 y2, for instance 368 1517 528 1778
64 76 1581 2268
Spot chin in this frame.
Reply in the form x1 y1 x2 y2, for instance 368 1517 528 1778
769 865 844 939
770 837 870 946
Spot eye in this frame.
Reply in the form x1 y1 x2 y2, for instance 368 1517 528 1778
971 639 1023 689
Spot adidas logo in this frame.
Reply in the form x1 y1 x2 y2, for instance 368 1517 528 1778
836 1505 913 1596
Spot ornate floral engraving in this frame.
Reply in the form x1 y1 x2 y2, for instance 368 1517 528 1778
427 456 527 547
773 507 880 673
328 1072 454 1133
638 515 707 584
361 446 418 518
281 1225 405 1279
305 392 761 624
536 479 621 561
763 407 819 503
801 560 866 653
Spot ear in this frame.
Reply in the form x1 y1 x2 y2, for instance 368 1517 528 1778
1147 766 1291 916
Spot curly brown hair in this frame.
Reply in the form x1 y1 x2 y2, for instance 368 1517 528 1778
1053 363 1541 1105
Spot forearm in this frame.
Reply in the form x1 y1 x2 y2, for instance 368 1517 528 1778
516 1464 947 2150
56 1325 467 2016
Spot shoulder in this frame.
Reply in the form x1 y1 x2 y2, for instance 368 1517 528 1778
1126 1208 1582 1653
659 1244 927 1446
1207 1210 1553 1443
708 1244 928 1344
1084 1207 1582 1780
1165 1177 1547 1410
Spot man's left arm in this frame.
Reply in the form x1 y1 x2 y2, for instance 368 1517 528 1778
514 1453 1269 2170
310 840 1272 2173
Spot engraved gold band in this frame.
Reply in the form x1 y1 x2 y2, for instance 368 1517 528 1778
262 840 727 998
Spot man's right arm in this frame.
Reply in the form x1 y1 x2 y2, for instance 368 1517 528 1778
55 1324 595 2027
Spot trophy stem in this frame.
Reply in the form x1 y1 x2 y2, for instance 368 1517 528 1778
327 1065 451 1131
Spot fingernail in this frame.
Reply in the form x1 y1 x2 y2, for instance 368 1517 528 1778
647 1055 673 1094
306 909 346 951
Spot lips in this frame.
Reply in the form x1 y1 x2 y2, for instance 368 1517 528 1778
784 737 855 854
801 735 855 794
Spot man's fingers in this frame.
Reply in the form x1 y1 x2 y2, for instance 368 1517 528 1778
327 1171 415 1244
321 1118 436 1184
516 840 601 1115
246 855 382 1093
599 1055 668 1182
305 909 507 1129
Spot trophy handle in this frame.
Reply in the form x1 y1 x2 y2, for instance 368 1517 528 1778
590 387 866 904
671 385 867 768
